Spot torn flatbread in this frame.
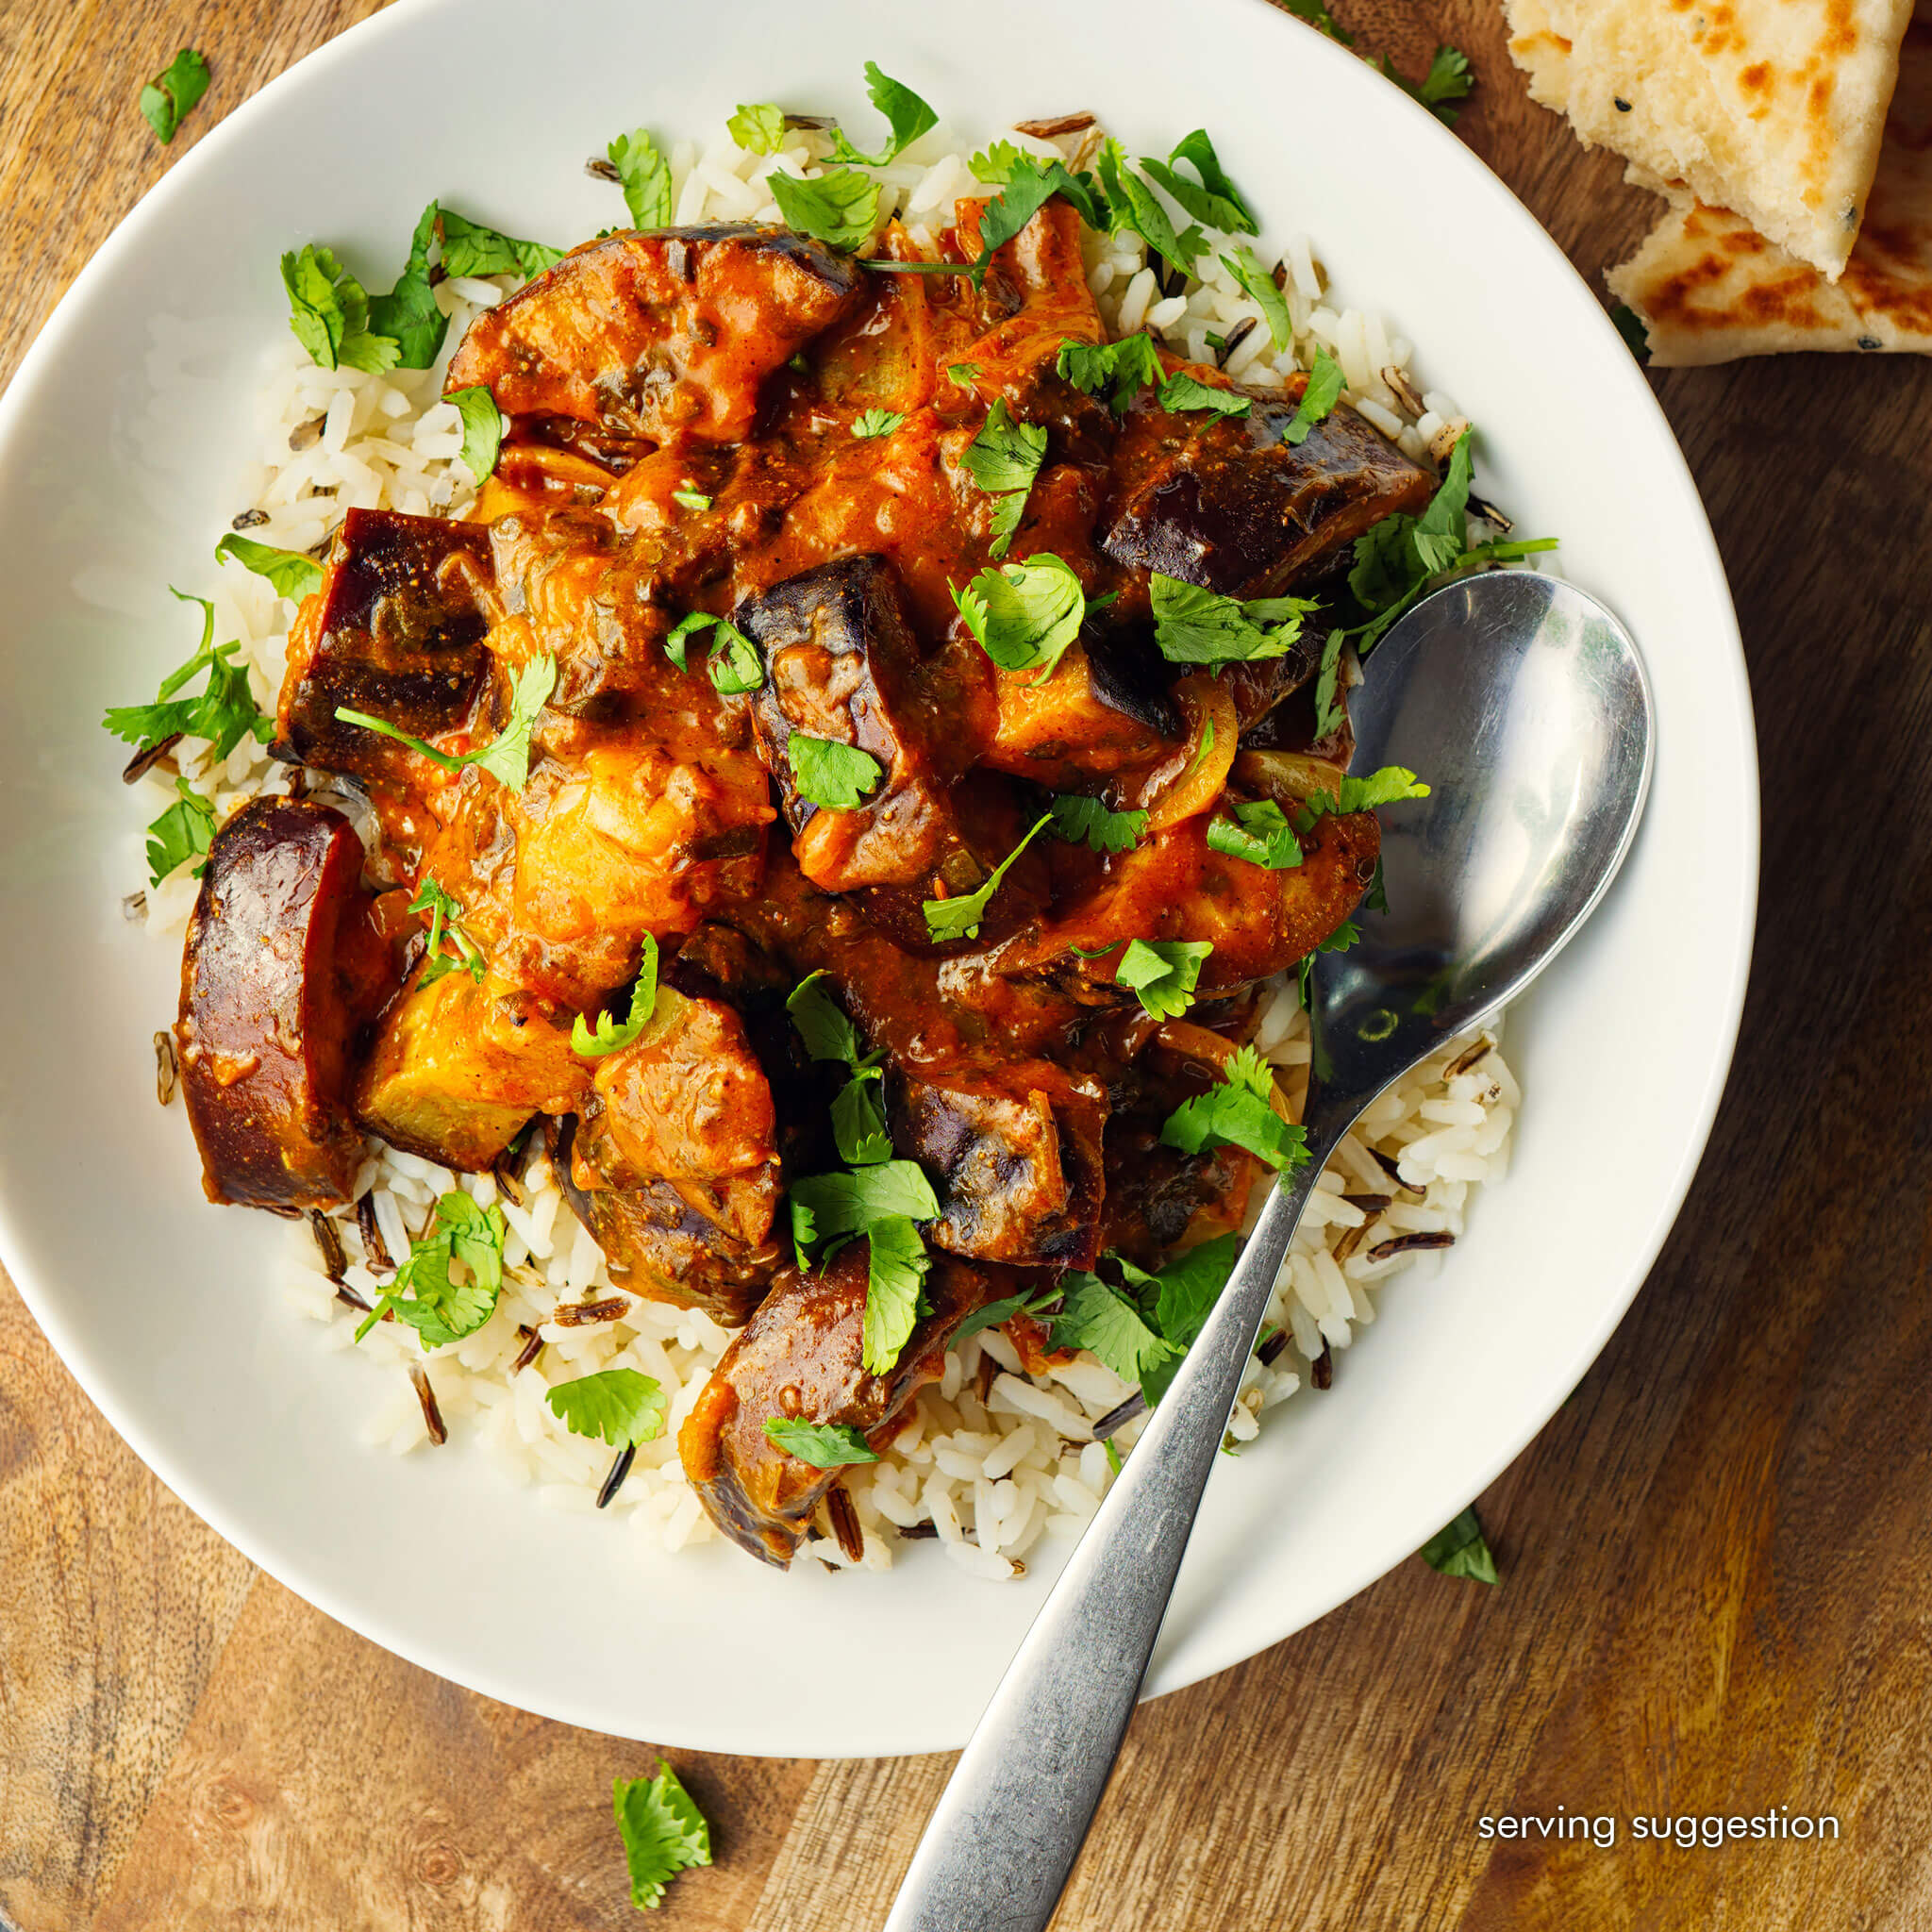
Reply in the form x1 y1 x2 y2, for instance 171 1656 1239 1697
1505 0 1914 280
1607 19 1932 362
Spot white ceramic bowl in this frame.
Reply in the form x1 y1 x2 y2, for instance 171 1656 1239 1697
0 0 1756 1756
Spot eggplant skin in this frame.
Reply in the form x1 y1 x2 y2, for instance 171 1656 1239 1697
175 797 375 1214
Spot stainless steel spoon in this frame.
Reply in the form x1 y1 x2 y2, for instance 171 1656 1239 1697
883 571 1654 1932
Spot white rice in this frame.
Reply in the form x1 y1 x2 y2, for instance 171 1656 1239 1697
135 115 1513 1576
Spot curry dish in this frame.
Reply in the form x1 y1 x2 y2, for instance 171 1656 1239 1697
171 200 1438 1566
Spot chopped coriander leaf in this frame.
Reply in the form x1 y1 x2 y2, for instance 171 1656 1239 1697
1141 129 1257 236
103 589 272 764
409 876 486 988
862 1213 931 1373
947 360 982 387
863 155 1104 286
145 777 215 886
607 126 673 228
922 813 1052 944
729 103 787 154
1095 140 1203 275
830 61 939 165
280 243 399 375
1049 1273 1175 1386
1158 371 1252 418
572 937 660 1057
953 553 1085 678
1131 1232 1241 1404
546 1367 669 1448
762 1417 882 1466
1294 765 1430 830
787 970 866 1067
1056 332 1164 414
1311 627 1347 741
705 618 763 697
1282 345 1345 446
1160 1042 1308 1172
1365 857 1390 914
1149 575 1313 666
1222 244 1292 352
671 487 713 511
613 1760 713 1911
334 652 556 791
1049 792 1147 855
771 167 881 251
436 208 563 280
140 47 210 145
1610 303 1652 364
790 1160 941 1257
831 1065 893 1166
1114 938 1213 1020
367 201 448 369
662 611 712 672
1420 1505 1499 1583
852 408 905 439
357 1191 507 1347
960 399 1048 558
1281 0 1355 42
950 1286 1062 1354
1207 798 1303 870
791 734 882 811
1381 44 1475 125
445 384 506 482
968 139 1025 182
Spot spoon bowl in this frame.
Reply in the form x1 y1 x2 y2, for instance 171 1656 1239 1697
885 570 1655 1932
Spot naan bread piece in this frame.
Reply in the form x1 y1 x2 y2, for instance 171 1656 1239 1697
1505 0 1913 280
1607 20 1932 363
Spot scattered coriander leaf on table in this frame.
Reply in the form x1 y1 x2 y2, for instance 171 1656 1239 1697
1281 0 1355 42
548 1368 670 1448
1381 44 1474 125
922 812 1052 944
1420 1505 1499 1583
613 1760 712 1910
140 47 210 144
572 937 661 1057
763 1417 883 1466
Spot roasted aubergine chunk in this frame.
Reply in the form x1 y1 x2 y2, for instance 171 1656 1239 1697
445 224 866 447
678 1241 994 1564
176 797 393 1213
1100 390 1434 598
275 508 493 788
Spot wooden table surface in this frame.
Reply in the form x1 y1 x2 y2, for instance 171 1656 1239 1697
5 1 1930 1925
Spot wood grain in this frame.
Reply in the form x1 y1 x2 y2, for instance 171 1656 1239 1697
4 0 1932 1926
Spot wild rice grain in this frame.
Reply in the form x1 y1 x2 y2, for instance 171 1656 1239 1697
123 734 182 785
584 155 622 182
1366 1230 1457 1261
552 1295 628 1327
409 1364 448 1446
1092 1392 1146 1441
1369 1145 1426 1199
308 1208 347 1283
289 414 325 452
596 1444 636 1507
356 1193 393 1271
1443 1038 1494 1079
826 1485 865 1563
510 1324 544 1374
1215 314 1257 367
1310 1344 1334 1391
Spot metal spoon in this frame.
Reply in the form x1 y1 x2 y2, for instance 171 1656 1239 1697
884 571 1654 1932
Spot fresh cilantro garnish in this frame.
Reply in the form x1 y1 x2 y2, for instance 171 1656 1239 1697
661 611 711 672
436 210 564 281
409 876 487 988
786 973 891 1165
1048 792 1147 854
1140 129 1257 236
960 400 1048 558
102 588 272 765
949 1286 1063 1354
771 168 882 251
334 653 557 791
1381 44 1475 125
1114 938 1212 1020
1610 303 1652 364
791 735 882 811
367 202 447 368
546 1367 669 1448
1365 857 1390 913
1283 345 1345 445
280 243 400 375
141 47 210 144
852 408 905 439
1299 916 1362 1009
1127 1234 1241 1404
1207 798 1304 870
830 61 938 165
1050 1273 1175 1386
865 154 1107 286
1282 0 1355 42
786 970 865 1065
671 487 712 511
1056 333 1164 414
1222 244 1293 351
729 103 786 153
1149 576 1313 666
705 618 763 697
1158 371 1251 418
922 814 1051 944
762 1417 882 1466
1161 1042 1307 1172
145 776 215 886
356 1191 507 1347
831 1066 893 1166
789 1160 940 1257
445 384 506 482
607 126 673 228
1311 628 1347 741
1421 1505 1499 1583
213 533 324 601
572 938 660 1057
613 1760 712 1910
1095 140 1203 275
1293 766 1430 830
947 361 982 387
953 554 1085 677
862 1214 931 1374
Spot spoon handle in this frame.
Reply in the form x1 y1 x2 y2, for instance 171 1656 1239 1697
883 1118 1350 1932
